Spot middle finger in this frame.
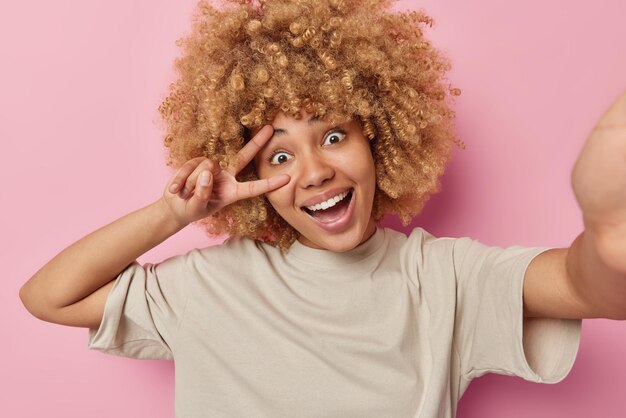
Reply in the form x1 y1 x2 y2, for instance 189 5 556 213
226 124 274 175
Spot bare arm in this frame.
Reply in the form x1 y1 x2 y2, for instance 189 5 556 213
522 91 626 320
19 199 185 321
19 125 289 328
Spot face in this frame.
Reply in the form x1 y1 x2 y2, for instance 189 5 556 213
253 110 377 252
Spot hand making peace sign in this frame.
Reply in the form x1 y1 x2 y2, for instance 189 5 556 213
160 125 289 227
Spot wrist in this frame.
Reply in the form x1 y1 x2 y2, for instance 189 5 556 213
152 198 189 233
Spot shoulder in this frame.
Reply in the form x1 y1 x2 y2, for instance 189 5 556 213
382 227 461 280
199 234 268 256
391 226 460 258
174 235 271 272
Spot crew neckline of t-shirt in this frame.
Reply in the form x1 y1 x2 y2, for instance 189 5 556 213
287 227 387 266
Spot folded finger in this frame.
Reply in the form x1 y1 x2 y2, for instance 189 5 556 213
179 159 219 199
167 157 207 194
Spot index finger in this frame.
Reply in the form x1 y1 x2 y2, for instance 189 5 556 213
234 174 291 201
226 124 274 175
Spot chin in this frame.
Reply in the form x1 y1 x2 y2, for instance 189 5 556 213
300 228 366 252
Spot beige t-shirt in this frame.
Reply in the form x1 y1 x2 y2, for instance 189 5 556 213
88 227 582 417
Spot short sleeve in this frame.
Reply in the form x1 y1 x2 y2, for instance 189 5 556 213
87 254 191 360
453 238 582 384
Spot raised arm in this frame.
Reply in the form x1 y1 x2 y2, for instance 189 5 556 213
19 125 289 329
19 200 185 328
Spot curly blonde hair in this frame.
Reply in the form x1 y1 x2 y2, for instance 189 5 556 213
158 0 462 251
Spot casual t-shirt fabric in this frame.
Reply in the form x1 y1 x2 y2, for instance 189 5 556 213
87 227 582 418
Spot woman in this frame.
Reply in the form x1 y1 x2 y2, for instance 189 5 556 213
20 0 626 416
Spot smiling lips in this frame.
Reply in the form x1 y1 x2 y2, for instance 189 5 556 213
304 189 350 212
302 188 355 228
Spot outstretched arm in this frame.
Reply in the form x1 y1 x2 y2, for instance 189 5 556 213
523 91 626 320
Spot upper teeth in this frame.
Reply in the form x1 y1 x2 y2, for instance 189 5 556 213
306 190 350 212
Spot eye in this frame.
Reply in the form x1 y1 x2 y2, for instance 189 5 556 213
322 129 346 146
269 151 293 165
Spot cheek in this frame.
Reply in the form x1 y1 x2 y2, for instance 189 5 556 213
264 184 293 215
348 147 376 184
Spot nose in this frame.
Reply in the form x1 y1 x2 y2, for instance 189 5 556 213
297 152 334 189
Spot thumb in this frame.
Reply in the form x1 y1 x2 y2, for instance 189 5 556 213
188 170 214 213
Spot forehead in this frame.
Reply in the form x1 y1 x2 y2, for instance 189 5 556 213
271 113 323 136
250 110 352 137
273 111 319 125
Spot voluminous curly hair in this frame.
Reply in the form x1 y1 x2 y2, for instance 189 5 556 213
158 0 462 251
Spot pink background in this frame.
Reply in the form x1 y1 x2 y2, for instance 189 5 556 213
2 0 625 417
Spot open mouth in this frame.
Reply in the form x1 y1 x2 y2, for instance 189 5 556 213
302 188 354 224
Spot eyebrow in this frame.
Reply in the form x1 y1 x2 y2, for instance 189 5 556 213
271 115 322 138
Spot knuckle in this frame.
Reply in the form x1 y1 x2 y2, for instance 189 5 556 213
183 159 200 168
184 176 195 188
183 157 207 170
196 159 216 174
